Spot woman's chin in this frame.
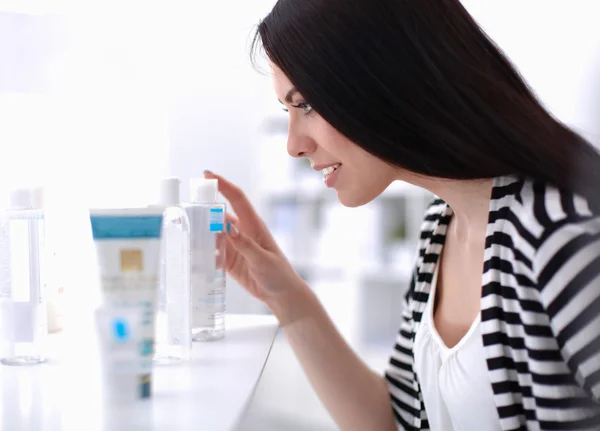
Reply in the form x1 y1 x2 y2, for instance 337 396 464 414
336 188 377 208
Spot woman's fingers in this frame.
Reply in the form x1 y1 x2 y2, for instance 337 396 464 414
204 171 261 224
225 211 239 225
224 221 269 267
205 171 279 251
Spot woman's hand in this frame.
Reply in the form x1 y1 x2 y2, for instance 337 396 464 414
204 171 307 313
205 173 396 431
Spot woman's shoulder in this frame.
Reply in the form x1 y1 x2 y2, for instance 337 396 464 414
499 175 599 243
491 175 600 276
510 177 600 402
416 175 600 261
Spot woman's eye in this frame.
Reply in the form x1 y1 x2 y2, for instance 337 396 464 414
284 102 313 115
300 103 313 114
292 102 312 115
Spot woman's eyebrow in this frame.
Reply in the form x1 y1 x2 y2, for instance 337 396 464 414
278 87 299 104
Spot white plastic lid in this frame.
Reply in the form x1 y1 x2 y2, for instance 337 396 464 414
30 187 44 209
158 177 181 206
189 178 218 203
9 187 44 210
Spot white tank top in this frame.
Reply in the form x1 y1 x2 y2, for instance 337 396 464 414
413 266 501 431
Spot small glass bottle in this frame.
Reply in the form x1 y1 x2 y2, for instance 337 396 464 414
153 178 192 363
185 178 226 341
0 187 48 365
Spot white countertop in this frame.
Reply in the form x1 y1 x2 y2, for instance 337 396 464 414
0 314 279 431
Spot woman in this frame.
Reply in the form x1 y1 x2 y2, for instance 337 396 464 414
206 0 600 429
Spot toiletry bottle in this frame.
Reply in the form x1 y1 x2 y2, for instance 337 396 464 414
0 187 48 365
90 207 164 400
154 178 192 362
186 178 226 341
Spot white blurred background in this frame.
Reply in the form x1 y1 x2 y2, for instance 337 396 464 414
0 1 599 429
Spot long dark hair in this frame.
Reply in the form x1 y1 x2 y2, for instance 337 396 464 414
252 0 600 209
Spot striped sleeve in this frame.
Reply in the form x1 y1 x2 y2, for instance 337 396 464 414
385 273 429 431
384 197 442 430
534 216 600 402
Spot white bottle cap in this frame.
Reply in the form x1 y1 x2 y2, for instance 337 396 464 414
9 187 44 210
158 177 181 206
189 178 218 203
30 187 44 209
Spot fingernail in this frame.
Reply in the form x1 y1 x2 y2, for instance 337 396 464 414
204 169 212 174
226 221 239 237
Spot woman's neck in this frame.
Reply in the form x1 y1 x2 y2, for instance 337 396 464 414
406 174 494 244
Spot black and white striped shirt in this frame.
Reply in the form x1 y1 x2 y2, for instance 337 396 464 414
385 175 600 430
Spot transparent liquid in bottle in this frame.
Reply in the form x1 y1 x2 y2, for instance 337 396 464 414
154 205 191 363
186 202 226 341
0 206 47 366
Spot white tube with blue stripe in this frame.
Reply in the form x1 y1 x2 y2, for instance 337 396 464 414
89 208 163 400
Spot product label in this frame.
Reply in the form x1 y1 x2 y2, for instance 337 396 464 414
11 302 37 343
0 301 45 343
93 234 161 399
191 278 226 327
102 281 156 400
187 204 226 330
0 214 47 345
96 305 147 403
209 208 224 232
102 277 158 344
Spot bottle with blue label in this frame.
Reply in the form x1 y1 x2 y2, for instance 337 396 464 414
186 178 226 341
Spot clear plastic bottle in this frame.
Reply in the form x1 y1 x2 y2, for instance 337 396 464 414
186 178 226 341
0 187 48 365
153 178 192 363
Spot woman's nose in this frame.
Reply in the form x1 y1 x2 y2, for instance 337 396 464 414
287 130 317 158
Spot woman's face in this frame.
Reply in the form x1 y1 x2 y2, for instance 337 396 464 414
271 64 399 207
